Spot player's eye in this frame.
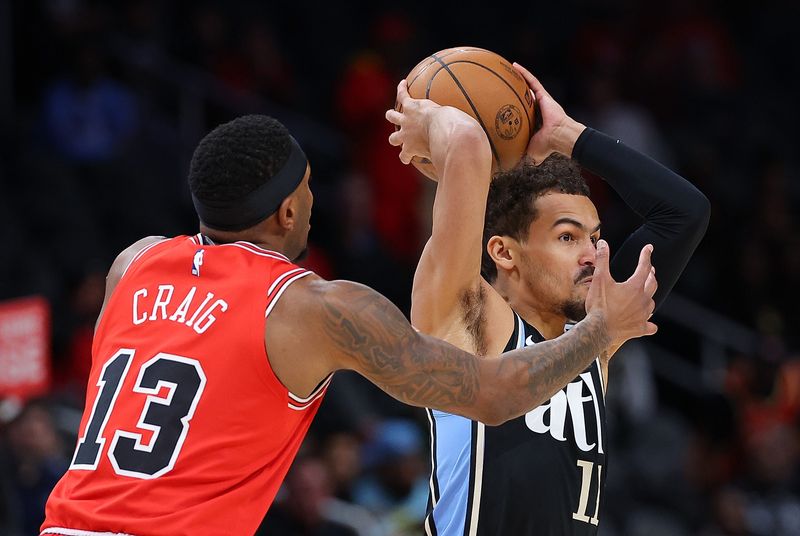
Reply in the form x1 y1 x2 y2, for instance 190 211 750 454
590 236 598 245
559 233 574 242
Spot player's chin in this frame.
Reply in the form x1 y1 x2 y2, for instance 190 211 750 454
575 284 590 299
561 298 587 323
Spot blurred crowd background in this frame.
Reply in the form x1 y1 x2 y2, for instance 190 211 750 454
1 0 799 535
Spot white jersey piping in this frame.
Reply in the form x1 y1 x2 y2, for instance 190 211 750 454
42 528 136 536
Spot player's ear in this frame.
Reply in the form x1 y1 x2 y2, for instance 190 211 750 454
276 195 296 232
487 235 516 273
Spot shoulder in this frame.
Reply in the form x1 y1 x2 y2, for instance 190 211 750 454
96 236 168 330
273 276 382 318
108 236 168 283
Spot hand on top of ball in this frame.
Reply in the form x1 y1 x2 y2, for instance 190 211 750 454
385 80 442 165
513 63 587 165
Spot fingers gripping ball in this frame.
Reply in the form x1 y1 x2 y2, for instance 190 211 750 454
404 47 536 178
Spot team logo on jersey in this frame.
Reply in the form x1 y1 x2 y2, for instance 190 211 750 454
525 371 604 454
192 249 204 277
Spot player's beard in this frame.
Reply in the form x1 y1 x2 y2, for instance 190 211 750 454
560 265 594 322
560 298 587 322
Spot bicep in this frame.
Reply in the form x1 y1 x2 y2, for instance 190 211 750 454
314 280 482 414
410 238 479 337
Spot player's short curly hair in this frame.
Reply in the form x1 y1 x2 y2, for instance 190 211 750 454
188 115 292 206
481 154 590 282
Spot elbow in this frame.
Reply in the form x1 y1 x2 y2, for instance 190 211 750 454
694 191 711 227
476 408 504 426
687 191 711 237
475 396 511 426
451 122 492 160
667 189 710 240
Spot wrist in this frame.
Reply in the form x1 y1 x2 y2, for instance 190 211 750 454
582 310 613 351
551 118 586 157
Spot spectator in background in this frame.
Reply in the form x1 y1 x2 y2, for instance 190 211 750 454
334 13 425 312
739 423 800 535
258 456 360 536
42 37 138 163
322 432 363 503
353 419 429 536
54 268 107 404
0 401 69 536
214 17 296 106
580 68 673 167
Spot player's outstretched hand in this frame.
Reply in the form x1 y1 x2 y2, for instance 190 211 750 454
512 63 586 165
585 239 658 348
385 80 441 165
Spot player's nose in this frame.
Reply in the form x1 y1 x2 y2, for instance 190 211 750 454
579 241 597 266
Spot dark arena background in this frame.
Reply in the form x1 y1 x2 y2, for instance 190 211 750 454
1 1 799 534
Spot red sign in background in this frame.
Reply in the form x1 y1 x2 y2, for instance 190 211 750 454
0 296 51 400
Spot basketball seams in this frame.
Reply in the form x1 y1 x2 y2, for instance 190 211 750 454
431 53 502 166
444 60 533 140
408 60 437 91
425 66 444 100
407 48 506 100
408 48 470 89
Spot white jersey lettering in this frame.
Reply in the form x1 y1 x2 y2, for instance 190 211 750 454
525 371 603 454
131 286 227 334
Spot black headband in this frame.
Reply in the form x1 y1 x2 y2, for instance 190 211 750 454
192 136 308 231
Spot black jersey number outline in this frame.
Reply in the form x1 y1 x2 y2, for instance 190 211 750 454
70 350 207 479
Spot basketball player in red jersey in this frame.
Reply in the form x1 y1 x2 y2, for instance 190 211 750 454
41 115 658 536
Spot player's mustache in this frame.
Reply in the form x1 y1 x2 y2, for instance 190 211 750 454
574 266 595 284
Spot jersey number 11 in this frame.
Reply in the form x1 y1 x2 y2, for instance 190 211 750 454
572 460 602 526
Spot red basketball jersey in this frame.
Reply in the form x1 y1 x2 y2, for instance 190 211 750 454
42 234 328 536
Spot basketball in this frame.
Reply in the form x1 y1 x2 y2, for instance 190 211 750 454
404 46 536 178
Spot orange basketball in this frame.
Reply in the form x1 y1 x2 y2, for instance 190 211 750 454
405 46 536 178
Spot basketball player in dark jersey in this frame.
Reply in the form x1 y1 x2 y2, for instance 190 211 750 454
386 64 709 535
42 115 659 536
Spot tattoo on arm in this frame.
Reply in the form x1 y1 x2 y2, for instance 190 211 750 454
319 281 610 423
321 282 479 410
492 314 611 421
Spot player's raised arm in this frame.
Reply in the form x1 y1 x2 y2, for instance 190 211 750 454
386 81 493 339
513 62 709 310
265 239 656 425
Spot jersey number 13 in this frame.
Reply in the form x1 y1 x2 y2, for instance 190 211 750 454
70 349 206 479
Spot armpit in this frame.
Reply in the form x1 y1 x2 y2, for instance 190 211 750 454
460 284 487 356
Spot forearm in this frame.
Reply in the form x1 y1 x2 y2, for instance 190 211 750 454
386 312 611 424
412 108 492 325
573 128 709 223
428 108 492 184
319 279 610 425
478 312 611 424
573 128 710 307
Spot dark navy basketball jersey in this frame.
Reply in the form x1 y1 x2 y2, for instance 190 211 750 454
424 313 607 536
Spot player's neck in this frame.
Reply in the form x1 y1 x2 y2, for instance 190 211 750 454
496 278 567 340
515 307 566 340
503 294 566 340
199 225 289 256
